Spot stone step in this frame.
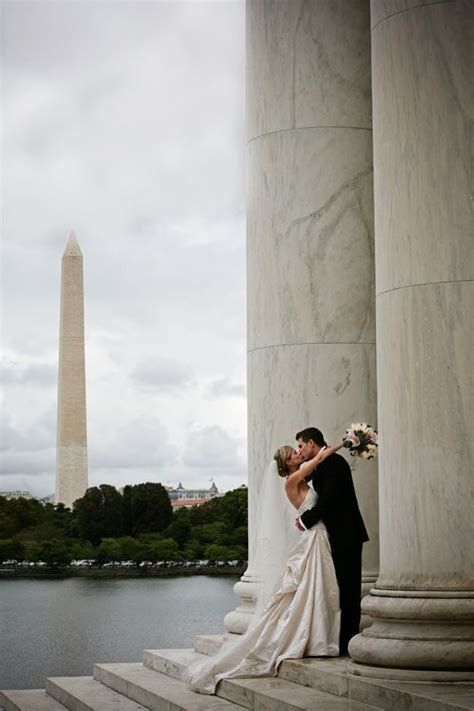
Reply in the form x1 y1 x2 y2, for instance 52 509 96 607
0 689 66 711
280 657 474 711
193 634 225 656
143 649 383 711
146 647 474 711
218 677 382 711
93 662 240 710
279 657 350 697
46 676 148 711
143 648 196 680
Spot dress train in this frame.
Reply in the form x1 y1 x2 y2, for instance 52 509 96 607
184 488 340 694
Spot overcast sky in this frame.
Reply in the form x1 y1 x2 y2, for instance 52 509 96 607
1 0 247 498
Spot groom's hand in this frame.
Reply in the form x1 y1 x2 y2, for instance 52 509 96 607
295 517 305 531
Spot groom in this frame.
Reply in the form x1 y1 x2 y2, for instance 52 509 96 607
295 426 368 655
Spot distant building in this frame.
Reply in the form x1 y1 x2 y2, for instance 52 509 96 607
38 494 56 505
166 480 220 510
0 490 34 501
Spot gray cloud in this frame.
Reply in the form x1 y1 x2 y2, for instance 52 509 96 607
0 412 56 496
2 360 57 387
182 425 245 470
131 358 195 393
1 411 55 454
207 377 246 399
90 416 176 470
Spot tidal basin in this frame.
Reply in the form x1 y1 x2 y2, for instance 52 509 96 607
0 576 238 690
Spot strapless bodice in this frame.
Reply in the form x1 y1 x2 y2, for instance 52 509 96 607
297 487 317 515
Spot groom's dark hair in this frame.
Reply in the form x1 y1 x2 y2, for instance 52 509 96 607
295 427 327 447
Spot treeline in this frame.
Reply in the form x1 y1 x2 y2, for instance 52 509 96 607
0 483 248 566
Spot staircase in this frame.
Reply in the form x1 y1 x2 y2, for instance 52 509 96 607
1 635 473 711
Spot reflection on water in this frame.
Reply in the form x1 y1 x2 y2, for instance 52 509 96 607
0 575 239 689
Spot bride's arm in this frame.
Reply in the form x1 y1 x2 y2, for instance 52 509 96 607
287 442 344 486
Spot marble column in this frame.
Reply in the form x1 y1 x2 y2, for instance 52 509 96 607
225 0 378 634
348 0 474 679
56 232 88 510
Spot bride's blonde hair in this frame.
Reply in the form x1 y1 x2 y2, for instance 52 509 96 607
273 445 294 478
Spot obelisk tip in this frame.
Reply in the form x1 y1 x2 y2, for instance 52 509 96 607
63 231 82 257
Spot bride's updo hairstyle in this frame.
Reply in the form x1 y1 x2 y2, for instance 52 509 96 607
273 445 293 478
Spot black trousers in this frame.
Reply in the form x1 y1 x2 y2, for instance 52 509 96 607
331 543 363 654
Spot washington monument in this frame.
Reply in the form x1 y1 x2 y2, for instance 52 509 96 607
56 232 88 508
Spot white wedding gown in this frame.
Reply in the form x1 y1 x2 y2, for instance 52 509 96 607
184 488 341 694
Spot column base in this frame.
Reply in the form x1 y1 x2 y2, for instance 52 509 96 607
360 571 378 630
348 661 474 682
223 572 261 635
348 588 474 680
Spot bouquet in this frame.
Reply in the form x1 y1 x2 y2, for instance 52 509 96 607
343 423 378 460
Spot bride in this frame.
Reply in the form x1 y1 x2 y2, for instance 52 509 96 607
184 440 344 695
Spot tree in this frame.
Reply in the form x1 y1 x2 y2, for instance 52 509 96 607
68 540 96 560
0 538 20 562
206 544 232 561
185 488 248 531
161 508 191 548
74 485 123 545
130 483 172 535
0 496 45 537
203 488 248 529
23 540 43 562
0 511 17 539
183 540 205 560
97 538 122 562
39 540 72 567
122 485 133 536
145 537 179 563
0 485 249 564
115 536 144 563
192 522 226 546
228 525 248 548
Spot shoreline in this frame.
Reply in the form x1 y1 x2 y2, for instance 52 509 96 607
0 565 245 579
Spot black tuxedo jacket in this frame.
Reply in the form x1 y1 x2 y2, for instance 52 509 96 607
300 452 369 552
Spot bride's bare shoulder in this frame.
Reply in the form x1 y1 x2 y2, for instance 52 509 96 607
285 479 309 509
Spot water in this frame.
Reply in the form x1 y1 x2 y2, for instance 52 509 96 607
0 575 239 690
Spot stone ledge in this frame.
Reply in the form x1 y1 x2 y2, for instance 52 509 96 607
279 657 474 711
0 689 66 711
190 640 474 711
194 634 226 656
93 662 239 710
46 675 147 710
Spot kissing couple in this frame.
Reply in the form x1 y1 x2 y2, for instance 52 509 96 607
185 425 370 695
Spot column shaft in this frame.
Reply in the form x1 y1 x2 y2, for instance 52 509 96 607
349 0 474 678
226 0 378 634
